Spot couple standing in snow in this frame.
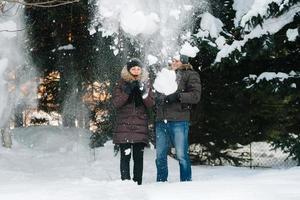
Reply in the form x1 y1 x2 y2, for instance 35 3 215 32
111 55 201 185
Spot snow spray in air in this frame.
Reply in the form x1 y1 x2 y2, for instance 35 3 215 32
91 0 209 63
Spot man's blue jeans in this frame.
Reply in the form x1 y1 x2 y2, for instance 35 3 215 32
155 121 192 182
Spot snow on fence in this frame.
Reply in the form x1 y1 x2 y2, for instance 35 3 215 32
189 142 298 168
240 142 297 168
149 126 297 168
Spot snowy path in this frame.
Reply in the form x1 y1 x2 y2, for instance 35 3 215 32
0 127 299 200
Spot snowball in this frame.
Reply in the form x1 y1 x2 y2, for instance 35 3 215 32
153 68 178 95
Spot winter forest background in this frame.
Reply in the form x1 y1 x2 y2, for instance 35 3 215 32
0 0 300 169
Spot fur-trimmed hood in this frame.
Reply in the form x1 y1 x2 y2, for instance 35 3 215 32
120 65 149 83
177 63 193 70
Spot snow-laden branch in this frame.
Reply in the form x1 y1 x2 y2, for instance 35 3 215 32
240 0 294 28
214 3 300 64
240 0 282 27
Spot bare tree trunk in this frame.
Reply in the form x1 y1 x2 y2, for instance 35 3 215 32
62 114 76 127
77 104 88 128
1 128 12 148
14 104 24 127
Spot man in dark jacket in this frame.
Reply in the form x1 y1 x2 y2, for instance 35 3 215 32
155 55 201 182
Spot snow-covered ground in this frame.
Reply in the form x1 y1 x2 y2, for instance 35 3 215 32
0 126 299 200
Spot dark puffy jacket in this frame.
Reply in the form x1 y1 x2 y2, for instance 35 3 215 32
112 66 154 144
155 64 201 121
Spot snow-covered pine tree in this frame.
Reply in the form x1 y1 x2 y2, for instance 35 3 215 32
189 0 299 165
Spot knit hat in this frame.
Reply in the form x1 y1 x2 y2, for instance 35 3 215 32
126 58 143 71
173 54 189 64
180 54 189 64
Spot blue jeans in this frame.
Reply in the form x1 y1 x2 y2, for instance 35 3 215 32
155 121 192 182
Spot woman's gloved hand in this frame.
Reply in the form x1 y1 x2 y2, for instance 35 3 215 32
123 80 139 95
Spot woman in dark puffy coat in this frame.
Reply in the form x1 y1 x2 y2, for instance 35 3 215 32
112 58 154 185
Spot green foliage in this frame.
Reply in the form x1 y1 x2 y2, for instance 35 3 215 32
271 133 300 166
210 0 235 33
250 77 300 165
89 114 114 148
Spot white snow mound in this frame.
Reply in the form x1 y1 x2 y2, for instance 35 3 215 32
12 126 91 153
